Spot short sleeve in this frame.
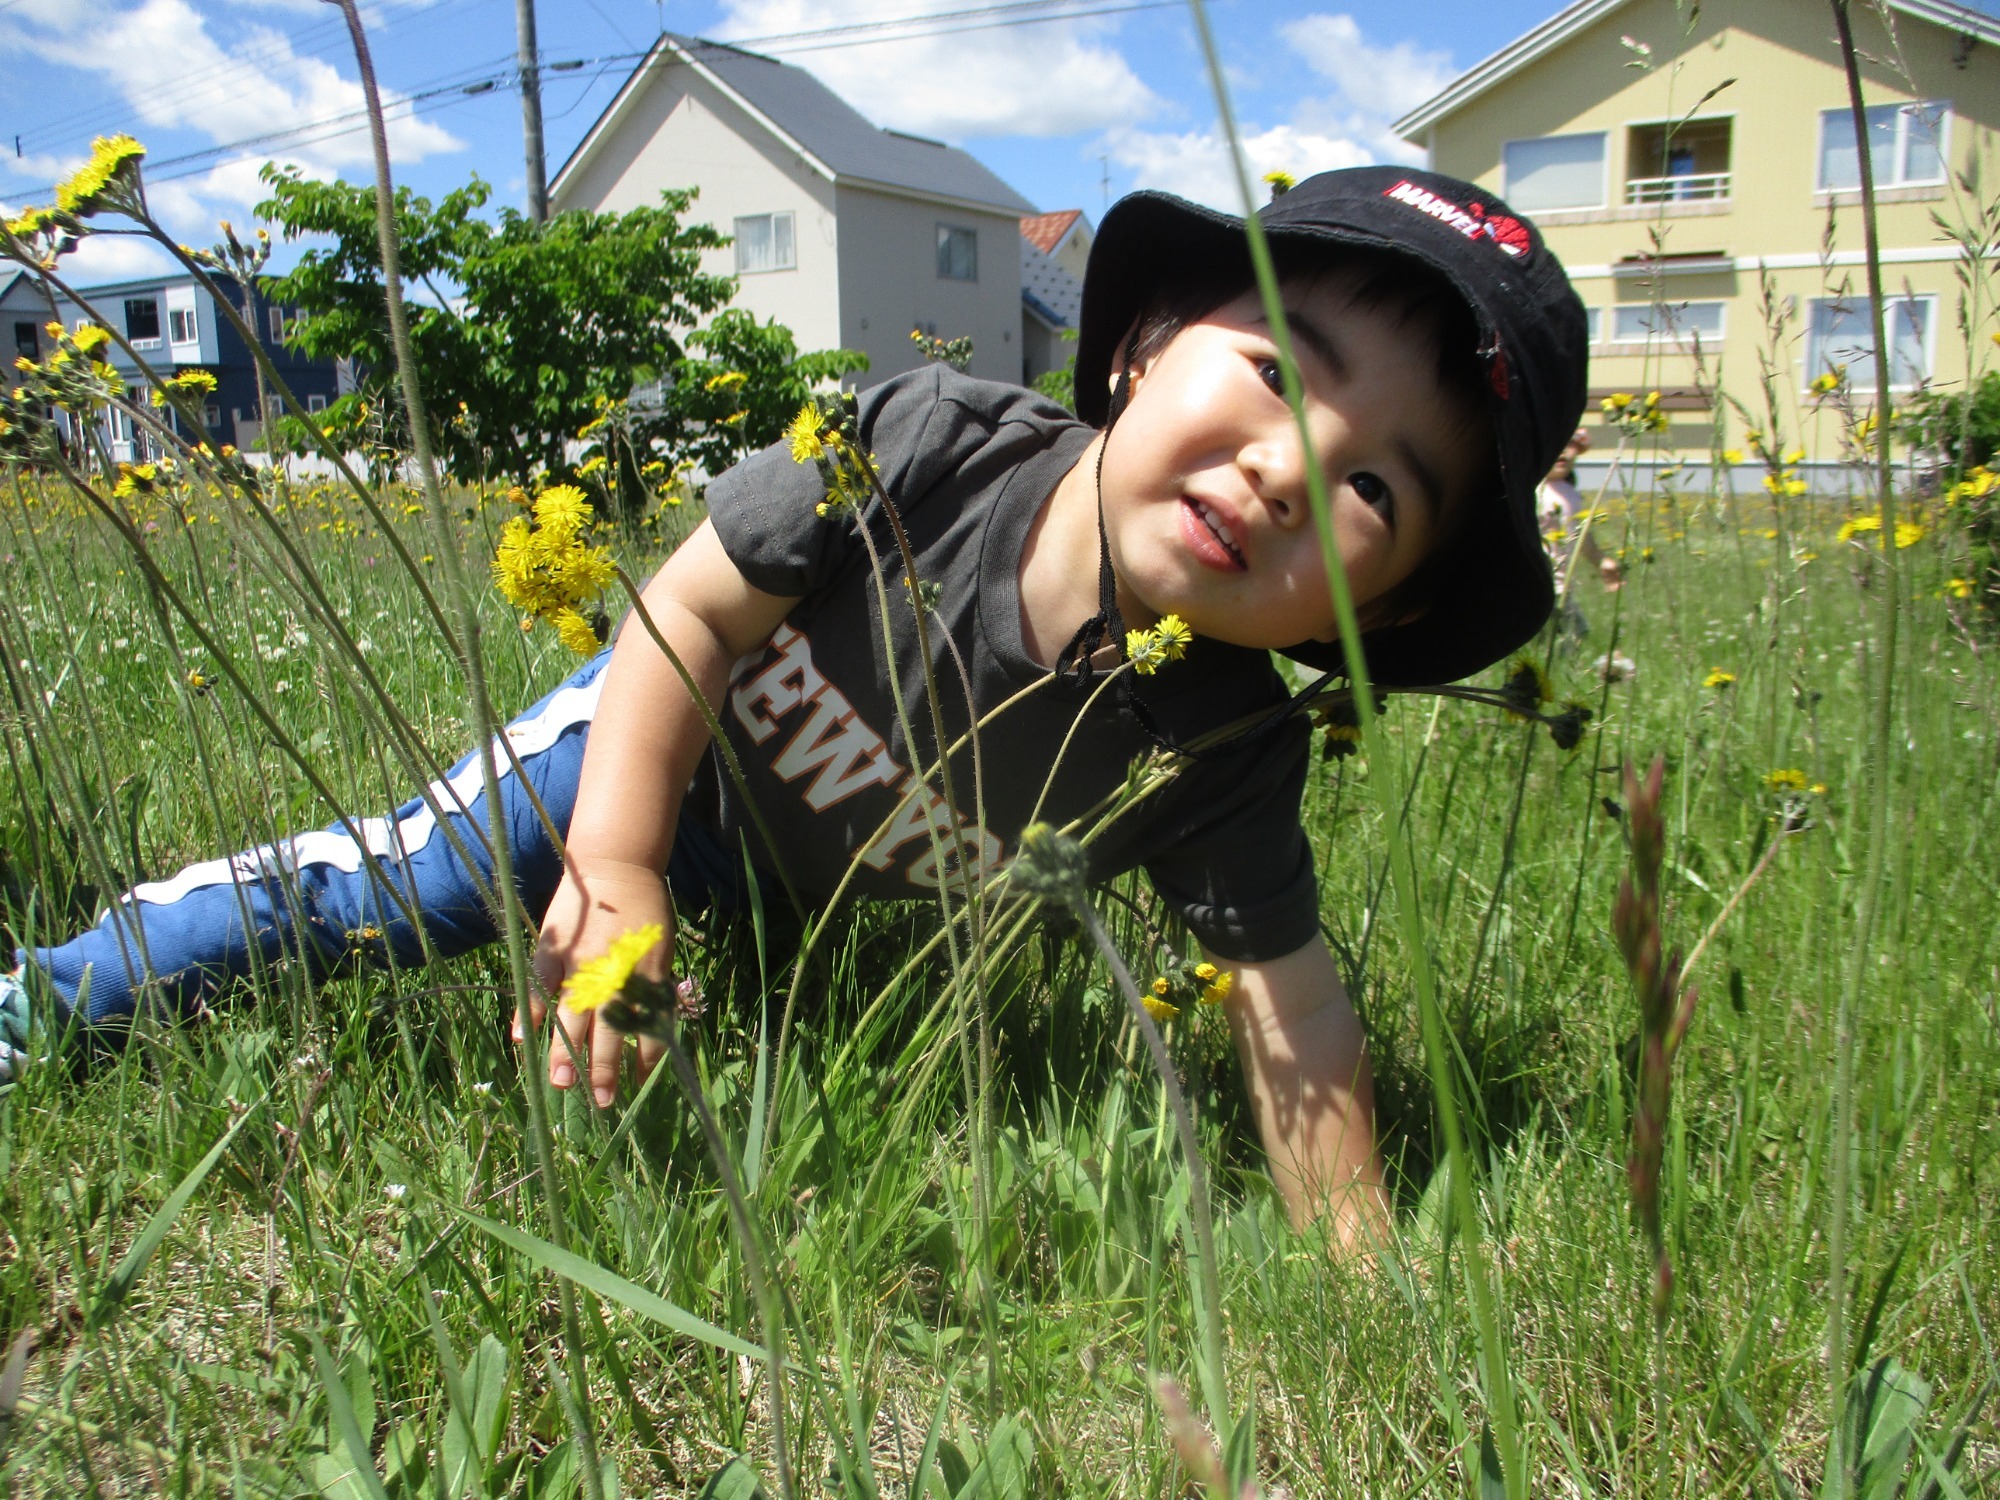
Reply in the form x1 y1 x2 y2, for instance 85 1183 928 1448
704 365 1002 597
1132 717 1322 962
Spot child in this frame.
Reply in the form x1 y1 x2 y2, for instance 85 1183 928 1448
1 167 1586 1241
1538 427 1623 641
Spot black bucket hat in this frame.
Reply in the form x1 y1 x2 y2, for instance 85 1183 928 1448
1075 165 1588 687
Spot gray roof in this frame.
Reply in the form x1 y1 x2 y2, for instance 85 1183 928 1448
1020 235 1081 327
568 35 1035 215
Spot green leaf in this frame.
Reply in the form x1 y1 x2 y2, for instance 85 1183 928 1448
695 1457 766 1499
958 1416 1034 1500
90 1096 264 1330
1849 1356 1930 1500
310 1334 389 1500
455 1209 769 1362
1478 1425 1507 1500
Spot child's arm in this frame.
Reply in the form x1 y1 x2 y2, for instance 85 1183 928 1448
520 519 797 1106
1218 935 1390 1247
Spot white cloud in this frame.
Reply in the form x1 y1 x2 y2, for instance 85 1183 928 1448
712 0 1158 139
1280 13 1455 126
1103 122 1376 212
1100 13 1449 211
0 0 461 244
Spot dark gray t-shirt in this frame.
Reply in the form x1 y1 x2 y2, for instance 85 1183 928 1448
695 365 1319 962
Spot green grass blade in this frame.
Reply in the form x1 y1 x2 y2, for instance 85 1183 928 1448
309 1333 391 1500
455 1209 769 1362
88 1093 265 1332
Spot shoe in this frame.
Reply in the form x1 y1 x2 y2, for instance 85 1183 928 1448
0 968 30 1085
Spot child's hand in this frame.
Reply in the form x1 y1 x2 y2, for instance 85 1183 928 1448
523 859 674 1107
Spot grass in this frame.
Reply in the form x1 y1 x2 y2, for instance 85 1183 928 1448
0 458 1995 1496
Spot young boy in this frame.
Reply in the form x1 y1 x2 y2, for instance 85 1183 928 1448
1 167 1585 1241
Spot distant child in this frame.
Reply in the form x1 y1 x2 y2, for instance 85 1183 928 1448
2 168 1586 1242
1538 427 1623 641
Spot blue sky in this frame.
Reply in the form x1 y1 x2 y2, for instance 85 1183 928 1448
2 0 1993 285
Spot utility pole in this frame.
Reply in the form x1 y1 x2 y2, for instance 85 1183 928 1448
516 0 548 220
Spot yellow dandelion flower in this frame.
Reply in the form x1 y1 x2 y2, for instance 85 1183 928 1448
1894 520 1925 549
55 134 146 217
561 923 665 1013
1704 667 1736 689
1783 448 1806 465
1763 768 1808 793
1200 970 1234 1006
533 483 591 537
1262 169 1296 196
1193 962 1218 982
576 454 608 478
1126 626 1168 676
1946 577 1974 598
1153 613 1193 663
1721 448 1744 465
6 205 57 238
1142 994 1180 1025
552 606 604 657
705 370 748 392
1602 392 1634 412
786 403 827 464
70 325 110 357
1836 514 1882 543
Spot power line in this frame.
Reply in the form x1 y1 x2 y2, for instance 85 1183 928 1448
7 0 499 162
3 0 1169 200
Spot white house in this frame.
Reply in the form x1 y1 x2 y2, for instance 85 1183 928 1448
550 34 1038 389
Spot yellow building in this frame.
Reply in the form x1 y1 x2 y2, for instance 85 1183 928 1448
1394 0 2000 482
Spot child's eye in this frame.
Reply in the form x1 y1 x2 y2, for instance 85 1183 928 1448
1255 357 1285 395
1351 472 1394 520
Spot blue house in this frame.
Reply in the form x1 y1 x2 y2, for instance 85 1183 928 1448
47 271 345 461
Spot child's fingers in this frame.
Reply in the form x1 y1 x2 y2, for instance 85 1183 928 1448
589 1016 627 1109
548 1002 594 1090
634 1034 665 1085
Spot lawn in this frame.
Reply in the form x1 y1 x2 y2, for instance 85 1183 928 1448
0 452 1993 1497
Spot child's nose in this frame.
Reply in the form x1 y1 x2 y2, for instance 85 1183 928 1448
1241 434 1310 527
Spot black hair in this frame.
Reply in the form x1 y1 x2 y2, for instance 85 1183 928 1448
1122 242 1499 634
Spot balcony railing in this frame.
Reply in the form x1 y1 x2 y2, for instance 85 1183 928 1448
1626 172 1731 205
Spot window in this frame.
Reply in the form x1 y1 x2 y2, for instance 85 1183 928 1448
307 393 328 413
168 306 198 344
733 212 796 273
12 321 37 359
202 403 220 429
1806 295 1931 390
124 297 161 343
1626 117 1732 204
936 224 978 281
1610 301 1726 345
1583 307 1601 344
268 305 289 343
1818 102 1947 190
1502 133 1607 212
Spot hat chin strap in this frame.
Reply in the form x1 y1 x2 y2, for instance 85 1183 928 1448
1053 367 1132 690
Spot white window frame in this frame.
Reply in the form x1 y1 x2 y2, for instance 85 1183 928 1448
268 305 289 343
124 296 162 351
1608 300 1726 347
1583 307 1601 345
1816 100 1950 191
167 306 198 344
733 211 797 274
1501 131 1609 213
936 223 978 282
1804 293 1934 392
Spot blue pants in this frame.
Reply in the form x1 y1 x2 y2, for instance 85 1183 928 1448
20 650 746 1028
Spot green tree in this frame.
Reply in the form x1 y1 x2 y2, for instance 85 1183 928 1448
255 168 864 506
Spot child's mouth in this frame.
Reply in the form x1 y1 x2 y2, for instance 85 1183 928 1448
1181 497 1247 571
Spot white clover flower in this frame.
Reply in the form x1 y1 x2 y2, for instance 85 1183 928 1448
384 1183 408 1202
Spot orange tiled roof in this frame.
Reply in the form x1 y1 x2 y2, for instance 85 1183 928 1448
1019 209 1082 253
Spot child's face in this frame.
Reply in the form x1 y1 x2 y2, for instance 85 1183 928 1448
1099 278 1484 650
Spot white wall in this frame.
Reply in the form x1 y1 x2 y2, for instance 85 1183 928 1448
833 185 1023 387
551 63 844 357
